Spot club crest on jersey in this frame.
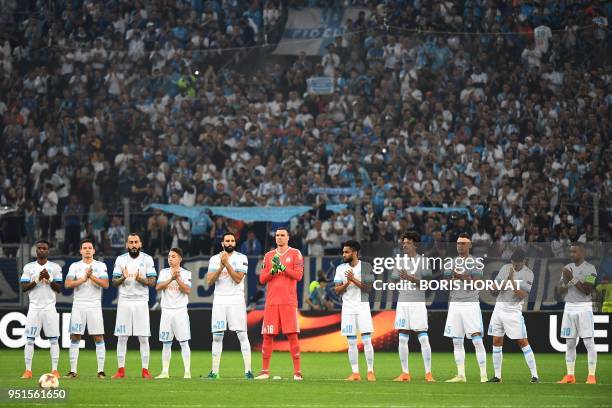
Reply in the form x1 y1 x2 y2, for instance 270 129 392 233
286 257 291 263
140 263 144 268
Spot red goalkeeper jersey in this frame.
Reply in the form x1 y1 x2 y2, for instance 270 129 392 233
260 247 304 307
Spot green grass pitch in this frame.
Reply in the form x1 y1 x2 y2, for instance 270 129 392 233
0 349 610 407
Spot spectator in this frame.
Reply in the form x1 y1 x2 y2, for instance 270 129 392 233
305 270 334 311
305 220 330 256
39 183 58 241
107 216 126 256
240 229 263 256
63 195 82 255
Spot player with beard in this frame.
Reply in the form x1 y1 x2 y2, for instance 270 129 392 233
111 233 157 379
334 240 376 381
205 232 253 379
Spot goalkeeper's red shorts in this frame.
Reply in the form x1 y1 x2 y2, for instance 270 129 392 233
261 304 300 335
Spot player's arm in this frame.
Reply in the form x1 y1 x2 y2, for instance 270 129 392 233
65 264 87 289
142 259 157 287
334 280 350 295
175 271 191 294
490 266 509 296
557 266 572 296
224 257 246 284
156 271 174 290
511 270 531 299
259 253 275 284
283 250 304 281
64 272 87 289
89 268 109 289
20 270 36 292
112 264 128 287
574 272 596 295
346 270 371 293
135 268 155 287
49 267 63 293
206 257 224 286
49 280 62 292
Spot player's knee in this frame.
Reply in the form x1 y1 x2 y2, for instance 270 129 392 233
582 337 595 348
26 337 35 345
70 334 81 342
49 337 58 345
93 335 104 344
516 338 528 348
213 332 224 342
452 337 464 346
417 332 429 345
493 337 504 347
138 336 149 345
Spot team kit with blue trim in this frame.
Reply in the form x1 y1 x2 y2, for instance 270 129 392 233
19 236 599 384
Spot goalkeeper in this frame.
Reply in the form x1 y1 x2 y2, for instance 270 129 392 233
255 228 304 380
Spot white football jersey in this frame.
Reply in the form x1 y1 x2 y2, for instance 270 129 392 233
208 251 248 305
158 267 191 309
67 259 108 308
112 252 157 301
334 261 372 314
494 263 534 311
21 260 63 310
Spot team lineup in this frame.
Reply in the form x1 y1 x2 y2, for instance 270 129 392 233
18 229 599 384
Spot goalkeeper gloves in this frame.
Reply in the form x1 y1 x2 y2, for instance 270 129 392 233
271 254 286 275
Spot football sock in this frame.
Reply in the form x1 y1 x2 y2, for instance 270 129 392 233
398 333 409 373
347 336 359 374
452 337 465 377
492 346 503 378
472 336 487 378
583 337 597 376
565 337 577 375
262 334 274 372
138 336 149 369
287 333 301 373
49 337 59 371
212 333 224 373
236 331 251 373
69 339 80 373
418 333 432 374
521 345 538 378
363 334 374 372
117 336 128 368
180 341 191 374
161 342 172 374
95 341 105 373
24 337 35 371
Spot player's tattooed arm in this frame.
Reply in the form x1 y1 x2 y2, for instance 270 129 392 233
112 266 129 287
136 269 156 287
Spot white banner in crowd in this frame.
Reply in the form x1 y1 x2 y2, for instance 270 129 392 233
274 7 367 56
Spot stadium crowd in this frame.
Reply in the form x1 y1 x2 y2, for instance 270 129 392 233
0 0 610 258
